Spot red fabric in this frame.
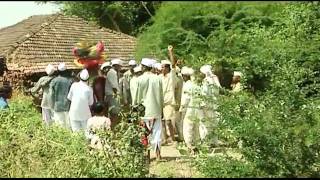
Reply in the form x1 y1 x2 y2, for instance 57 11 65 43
77 59 104 69
92 76 106 103
141 136 148 147
139 121 151 148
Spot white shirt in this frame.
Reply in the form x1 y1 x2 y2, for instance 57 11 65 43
130 75 139 105
87 116 111 131
160 69 178 106
184 82 205 123
86 116 111 149
105 68 120 96
134 71 164 117
179 80 193 112
67 81 94 121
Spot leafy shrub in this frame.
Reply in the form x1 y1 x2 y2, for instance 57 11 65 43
194 3 320 178
136 1 320 177
0 96 147 178
135 1 287 90
195 155 264 178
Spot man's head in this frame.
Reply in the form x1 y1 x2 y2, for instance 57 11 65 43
133 65 143 76
232 71 242 84
200 64 213 80
45 64 55 76
181 66 194 82
111 58 123 72
79 69 90 82
57 62 68 76
161 60 171 75
91 102 105 116
153 63 162 75
141 58 154 72
128 60 137 71
100 62 112 75
0 83 12 99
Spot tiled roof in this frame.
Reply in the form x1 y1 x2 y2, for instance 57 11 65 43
0 13 137 73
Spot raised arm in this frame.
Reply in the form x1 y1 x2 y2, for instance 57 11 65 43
168 45 177 69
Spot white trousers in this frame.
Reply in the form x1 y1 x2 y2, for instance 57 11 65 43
42 108 54 126
70 120 87 132
53 111 70 129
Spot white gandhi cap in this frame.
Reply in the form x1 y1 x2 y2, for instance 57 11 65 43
45 64 55 75
128 60 137 66
111 58 123 66
100 62 111 70
133 65 142 73
57 63 66 71
141 58 154 67
181 66 194 75
234 71 242 77
200 64 212 75
79 69 89 81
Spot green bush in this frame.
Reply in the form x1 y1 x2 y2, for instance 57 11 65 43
136 1 320 177
135 1 287 90
195 155 264 178
0 96 147 178
196 3 320 178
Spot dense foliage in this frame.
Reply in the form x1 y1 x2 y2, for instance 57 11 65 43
3 1 320 178
0 96 147 178
46 1 161 36
136 1 320 178
135 1 311 90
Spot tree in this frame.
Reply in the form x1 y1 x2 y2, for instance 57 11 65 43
135 1 286 90
42 1 161 36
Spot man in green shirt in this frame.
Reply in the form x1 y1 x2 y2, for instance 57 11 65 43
50 63 72 129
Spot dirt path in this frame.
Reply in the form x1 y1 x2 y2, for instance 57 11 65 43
148 144 202 178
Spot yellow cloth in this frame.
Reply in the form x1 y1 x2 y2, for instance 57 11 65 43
163 104 175 120
160 69 178 106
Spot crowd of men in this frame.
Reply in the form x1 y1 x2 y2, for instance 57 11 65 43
1 45 242 160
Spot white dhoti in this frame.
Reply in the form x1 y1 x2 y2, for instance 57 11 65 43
143 116 162 153
174 110 183 140
199 109 220 145
42 108 54 126
199 121 208 141
183 117 200 150
70 120 87 132
53 111 70 129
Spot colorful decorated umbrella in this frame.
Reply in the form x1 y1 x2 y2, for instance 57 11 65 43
72 40 106 69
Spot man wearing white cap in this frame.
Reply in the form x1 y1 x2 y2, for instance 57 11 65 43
159 45 182 144
50 63 72 129
134 58 164 160
119 59 137 107
231 71 242 93
130 65 143 105
179 66 200 154
152 63 162 75
169 48 184 143
30 64 56 126
199 64 221 145
105 58 122 128
68 69 94 132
